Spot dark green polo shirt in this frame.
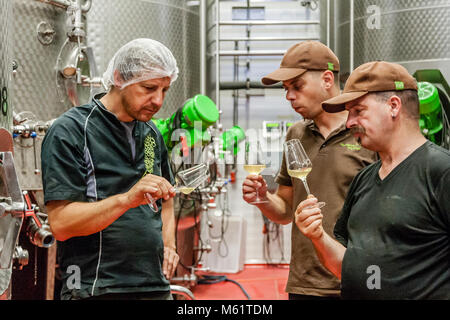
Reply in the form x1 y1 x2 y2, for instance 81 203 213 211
334 141 450 299
41 94 174 300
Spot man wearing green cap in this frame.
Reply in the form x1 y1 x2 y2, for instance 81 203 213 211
242 41 376 300
296 61 450 299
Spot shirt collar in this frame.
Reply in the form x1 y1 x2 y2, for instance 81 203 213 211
305 118 348 138
92 92 160 137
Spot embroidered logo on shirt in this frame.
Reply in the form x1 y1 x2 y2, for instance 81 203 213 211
340 143 361 151
143 135 156 175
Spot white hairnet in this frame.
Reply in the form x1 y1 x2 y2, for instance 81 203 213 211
102 38 179 90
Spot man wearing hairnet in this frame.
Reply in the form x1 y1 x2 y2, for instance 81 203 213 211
41 39 180 300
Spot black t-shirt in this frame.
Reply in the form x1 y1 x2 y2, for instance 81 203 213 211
334 141 450 299
41 94 174 299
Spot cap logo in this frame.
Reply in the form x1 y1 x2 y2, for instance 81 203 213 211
395 81 405 90
328 62 335 71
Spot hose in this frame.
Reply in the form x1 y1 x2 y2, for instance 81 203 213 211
198 275 251 300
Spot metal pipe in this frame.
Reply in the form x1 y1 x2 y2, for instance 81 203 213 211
220 81 282 90
80 0 92 13
219 50 285 56
349 0 354 71
233 40 239 127
35 0 70 9
200 0 207 95
35 0 91 12
218 36 319 42
74 0 84 30
27 218 55 248
170 285 195 300
219 20 320 26
215 0 220 117
326 0 330 47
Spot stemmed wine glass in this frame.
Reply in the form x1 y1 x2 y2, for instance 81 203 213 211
284 139 326 209
243 137 268 204
145 163 209 212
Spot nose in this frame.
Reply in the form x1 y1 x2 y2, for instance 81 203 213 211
285 88 296 102
152 89 165 108
346 113 357 129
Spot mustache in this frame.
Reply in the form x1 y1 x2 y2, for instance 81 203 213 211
350 126 366 135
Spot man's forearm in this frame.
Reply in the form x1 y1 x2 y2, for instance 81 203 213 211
161 198 176 249
311 232 346 279
255 192 292 225
47 193 131 241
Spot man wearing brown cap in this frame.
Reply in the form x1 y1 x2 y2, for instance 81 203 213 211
296 61 450 299
242 41 376 300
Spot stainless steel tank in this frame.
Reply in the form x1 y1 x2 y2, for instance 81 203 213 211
321 0 450 80
86 0 201 119
0 0 14 299
0 0 13 132
8 0 200 191
11 0 200 123
320 0 450 150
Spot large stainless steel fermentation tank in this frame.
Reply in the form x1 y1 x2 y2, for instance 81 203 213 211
321 0 450 80
321 0 450 148
0 0 13 132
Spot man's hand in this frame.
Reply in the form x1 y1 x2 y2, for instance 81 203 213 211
295 194 324 240
242 175 268 204
163 246 179 280
124 174 176 209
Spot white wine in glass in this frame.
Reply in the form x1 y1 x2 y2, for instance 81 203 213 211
145 163 209 212
287 167 312 181
244 138 268 204
177 187 196 195
284 139 325 209
243 164 266 175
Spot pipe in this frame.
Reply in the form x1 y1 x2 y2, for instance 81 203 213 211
200 0 206 95
170 285 195 300
215 0 220 117
219 50 285 56
27 218 55 248
218 36 319 42
326 0 330 47
233 39 239 127
220 81 282 90
35 0 70 9
35 0 91 12
219 20 320 26
74 1 84 33
350 0 354 72
80 0 92 13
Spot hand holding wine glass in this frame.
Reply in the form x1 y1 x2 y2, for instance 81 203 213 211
243 137 269 204
284 139 326 209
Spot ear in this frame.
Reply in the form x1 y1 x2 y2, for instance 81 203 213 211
321 70 335 90
388 95 402 118
113 70 124 89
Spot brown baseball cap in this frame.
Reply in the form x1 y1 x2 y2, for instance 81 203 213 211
322 61 418 113
261 41 340 85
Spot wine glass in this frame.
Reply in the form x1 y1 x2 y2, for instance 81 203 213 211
244 137 268 204
284 139 326 209
145 163 209 212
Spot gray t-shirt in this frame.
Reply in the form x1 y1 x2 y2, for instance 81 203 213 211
334 141 450 299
